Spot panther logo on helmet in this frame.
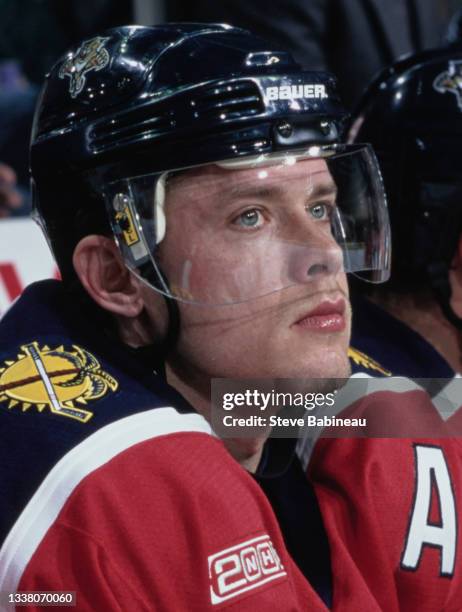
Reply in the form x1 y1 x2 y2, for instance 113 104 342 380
433 60 462 111
59 36 110 99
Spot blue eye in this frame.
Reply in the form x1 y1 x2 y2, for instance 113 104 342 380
235 209 263 228
309 202 330 220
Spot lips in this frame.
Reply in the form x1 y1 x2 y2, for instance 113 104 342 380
293 299 346 332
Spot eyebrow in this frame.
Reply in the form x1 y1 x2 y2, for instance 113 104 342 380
226 181 338 201
307 183 338 200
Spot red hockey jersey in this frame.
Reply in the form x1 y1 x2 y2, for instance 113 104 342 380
1 408 328 611
304 378 462 611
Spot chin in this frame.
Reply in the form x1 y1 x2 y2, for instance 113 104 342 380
309 358 351 383
271 346 351 381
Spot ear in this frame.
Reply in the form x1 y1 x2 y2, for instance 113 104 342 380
73 235 143 317
449 235 462 318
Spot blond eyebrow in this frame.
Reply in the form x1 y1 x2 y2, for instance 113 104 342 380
226 181 337 201
306 182 338 200
227 183 285 200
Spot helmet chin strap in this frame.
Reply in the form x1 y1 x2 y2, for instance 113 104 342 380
429 262 462 331
159 293 181 367
131 294 180 379
133 265 181 379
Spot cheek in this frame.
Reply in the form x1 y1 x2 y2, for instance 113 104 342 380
173 294 351 380
159 226 245 303
175 302 268 376
339 273 349 297
159 214 289 305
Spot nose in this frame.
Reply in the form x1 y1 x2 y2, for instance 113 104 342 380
287 233 344 284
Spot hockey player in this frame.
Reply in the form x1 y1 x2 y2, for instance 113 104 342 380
348 44 462 378
0 24 390 610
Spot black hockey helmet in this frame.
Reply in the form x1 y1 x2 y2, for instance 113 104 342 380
349 45 462 326
31 24 389 305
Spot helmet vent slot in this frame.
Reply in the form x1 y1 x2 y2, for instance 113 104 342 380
90 107 171 153
89 81 263 154
193 81 263 120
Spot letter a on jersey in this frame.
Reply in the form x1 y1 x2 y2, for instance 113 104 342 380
401 445 457 577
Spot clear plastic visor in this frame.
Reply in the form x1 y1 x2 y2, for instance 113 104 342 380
105 144 390 305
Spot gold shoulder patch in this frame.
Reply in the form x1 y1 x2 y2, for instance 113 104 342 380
348 347 392 376
0 342 118 423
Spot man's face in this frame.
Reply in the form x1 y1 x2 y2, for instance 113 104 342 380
153 157 351 381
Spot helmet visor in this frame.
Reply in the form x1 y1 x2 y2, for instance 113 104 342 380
104 144 390 305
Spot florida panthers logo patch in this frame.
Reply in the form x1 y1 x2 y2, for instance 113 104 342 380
0 342 118 423
433 61 462 111
59 36 110 98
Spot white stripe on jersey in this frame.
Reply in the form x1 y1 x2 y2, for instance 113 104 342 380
296 374 462 470
0 407 213 594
